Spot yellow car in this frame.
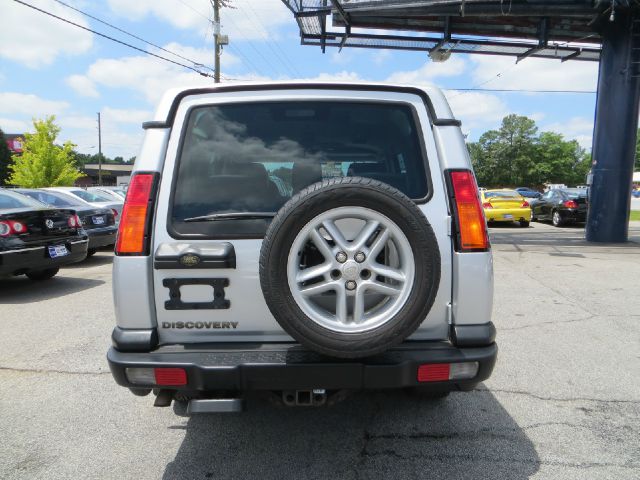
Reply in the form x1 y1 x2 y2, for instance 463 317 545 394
481 189 531 227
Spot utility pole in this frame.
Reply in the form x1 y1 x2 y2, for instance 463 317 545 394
97 112 102 186
213 0 221 83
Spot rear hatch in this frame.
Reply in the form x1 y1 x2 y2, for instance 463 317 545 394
150 92 452 345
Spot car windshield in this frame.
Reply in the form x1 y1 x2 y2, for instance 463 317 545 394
484 191 521 199
71 189 113 202
0 189 46 209
171 101 429 231
19 190 85 207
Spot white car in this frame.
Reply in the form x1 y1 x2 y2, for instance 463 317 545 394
45 187 122 224
89 186 127 202
107 82 496 413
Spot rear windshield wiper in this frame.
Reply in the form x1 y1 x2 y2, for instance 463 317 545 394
183 212 276 223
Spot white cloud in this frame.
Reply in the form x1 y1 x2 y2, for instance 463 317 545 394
68 44 240 104
386 56 466 85
66 75 100 98
0 92 69 117
543 116 594 149
107 0 292 41
469 56 598 92
102 107 153 125
308 71 363 82
0 0 93 68
445 91 510 131
0 118 30 133
372 50 391 66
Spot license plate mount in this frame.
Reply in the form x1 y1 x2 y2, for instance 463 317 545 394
48 245 69 258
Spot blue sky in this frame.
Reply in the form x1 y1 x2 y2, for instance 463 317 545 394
1 0 600 160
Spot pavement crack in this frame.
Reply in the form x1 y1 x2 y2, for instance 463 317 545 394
500 314 597 330
0 366 110 376
477 387 640 404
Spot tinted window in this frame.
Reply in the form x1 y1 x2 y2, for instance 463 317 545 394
20 190 83 207
171 101 429 236
0 190 44 209
562 188 587 199
484 191 521 199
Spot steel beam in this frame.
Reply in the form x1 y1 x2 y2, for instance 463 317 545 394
586 12 640 242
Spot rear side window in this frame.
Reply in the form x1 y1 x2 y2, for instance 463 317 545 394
171 101 429 237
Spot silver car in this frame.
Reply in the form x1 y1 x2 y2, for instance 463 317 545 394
107 82 496 414
44 187 123 224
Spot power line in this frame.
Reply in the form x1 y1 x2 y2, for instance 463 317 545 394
171 0 267 77
51 0 210 70
11 0 215 78
237 2 301 77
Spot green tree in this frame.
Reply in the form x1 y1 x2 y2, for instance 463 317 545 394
0 128 13 186
8 116 82 187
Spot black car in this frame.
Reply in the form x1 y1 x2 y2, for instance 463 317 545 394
529 188 588 227
0 189 88 280
17 189 117 256
515 187 542 199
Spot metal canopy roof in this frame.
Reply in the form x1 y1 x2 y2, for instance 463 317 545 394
281 1 628 62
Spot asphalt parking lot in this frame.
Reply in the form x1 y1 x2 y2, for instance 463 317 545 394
1 222 639 480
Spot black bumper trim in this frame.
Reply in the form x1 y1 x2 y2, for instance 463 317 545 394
107 341 497 392
112 327 158 352
452 322 496 347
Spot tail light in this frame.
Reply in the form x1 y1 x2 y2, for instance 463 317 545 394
521 200 530 208
417 362 479 382
67 214 82 228
125 367 187 386
115 173 158 255
482 202 493 209
0 220 26 236
563 200 578 209
111 208 119 218
446 170 489 252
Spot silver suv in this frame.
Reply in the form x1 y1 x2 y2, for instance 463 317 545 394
107 83 497 413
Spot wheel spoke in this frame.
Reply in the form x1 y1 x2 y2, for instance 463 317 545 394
367 228 389 258
353 220 379 251
335 288 348 323
300 280 335 297
321 220 349 252
371 263 405 283
353 287 365 324
309 228 334 260
367 281 402 296
296 263 331 283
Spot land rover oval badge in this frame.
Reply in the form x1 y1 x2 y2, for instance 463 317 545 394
179 253 201 267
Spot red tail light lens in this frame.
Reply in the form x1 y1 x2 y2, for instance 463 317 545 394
67 215 81 228
521 201 530 208
448 170 489 251
115 173 157 255
111 208 119 218
1 220 26 236
154 368 187 386
417 363 450 382
482 202 493 209
563 200 578 209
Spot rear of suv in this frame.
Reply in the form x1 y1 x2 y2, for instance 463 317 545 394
107 83 497 413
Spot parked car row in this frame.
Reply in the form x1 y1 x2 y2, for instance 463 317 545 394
0 187 124 280
480 186 588 228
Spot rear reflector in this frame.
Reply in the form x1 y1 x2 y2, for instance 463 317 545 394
125 367 188 386
417 362 479 382
448 170 489 251
115 173 156 255
154 368 187 386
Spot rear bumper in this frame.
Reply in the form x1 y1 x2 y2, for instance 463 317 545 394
107 339 498 393
485 208 531 222
0 238 88 276
560 209 587 222
86 226 117 249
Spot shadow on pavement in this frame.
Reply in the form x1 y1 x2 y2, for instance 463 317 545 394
162 389 539 480
63 252 114 269
0 276 104 303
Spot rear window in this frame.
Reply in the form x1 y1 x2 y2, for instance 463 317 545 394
0 190 48 210
484 191 522 199
20 190 83 207
171 101 429 237
562 188 588 199
71 189 112 203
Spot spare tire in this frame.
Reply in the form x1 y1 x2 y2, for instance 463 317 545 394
259 177 441 358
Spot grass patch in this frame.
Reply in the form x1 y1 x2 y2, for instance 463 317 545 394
630 210 640 221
